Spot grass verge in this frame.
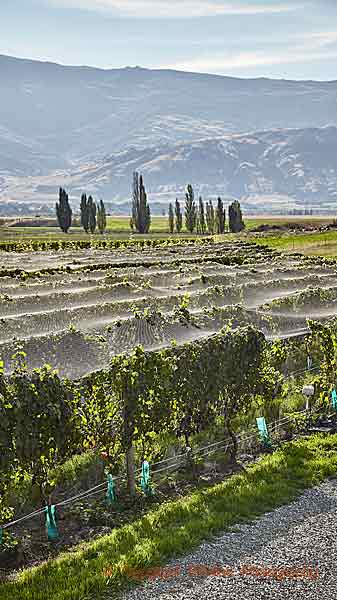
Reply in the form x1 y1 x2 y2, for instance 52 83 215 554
1 434 337 600
252 230 337 256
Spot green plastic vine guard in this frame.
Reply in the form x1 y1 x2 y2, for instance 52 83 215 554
44 505 59 541
106 474 116 505
256 417 272 449
331 389 337 412
140 461 152 495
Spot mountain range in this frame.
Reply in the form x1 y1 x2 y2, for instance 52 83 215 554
1 54 337 213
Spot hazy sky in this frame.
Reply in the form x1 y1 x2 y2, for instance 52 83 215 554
2 0 337 79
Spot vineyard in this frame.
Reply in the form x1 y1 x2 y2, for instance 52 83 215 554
1 238 337 595
0 239 337 377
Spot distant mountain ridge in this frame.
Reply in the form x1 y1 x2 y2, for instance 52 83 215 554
1 54 337 212
49 126 337 210
2 126 337 214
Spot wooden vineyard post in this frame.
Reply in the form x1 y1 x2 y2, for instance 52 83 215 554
126 444 136 497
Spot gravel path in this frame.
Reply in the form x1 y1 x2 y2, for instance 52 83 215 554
121 479 337 600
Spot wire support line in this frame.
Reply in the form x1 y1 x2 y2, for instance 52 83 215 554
2 507 48 530
56 486 110 508
0 404 319 531
54 481 110 509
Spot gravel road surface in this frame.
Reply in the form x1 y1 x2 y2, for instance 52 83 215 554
121 479 337 599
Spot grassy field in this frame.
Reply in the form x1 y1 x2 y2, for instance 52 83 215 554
0 215 333 242
1 215 337 258
113 215 335 233
1 434 336 600
253 230 337 257
0 216 170 241
245 215 334 230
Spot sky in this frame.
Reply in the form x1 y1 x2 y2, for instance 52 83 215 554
1 0 337 80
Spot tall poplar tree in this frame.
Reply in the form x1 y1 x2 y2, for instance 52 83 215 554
131 172 151 234
97 199 107 234
168 203 174 234
175 198 183 233
56 188 72 233
88 195 97 234
229 200 245 233
206 200 215 235
197 196 206 234
185 184 197 233
216 197 226 234
80 193 89 233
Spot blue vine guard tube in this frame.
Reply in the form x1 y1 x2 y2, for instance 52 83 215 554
140 461 151 494
332 389 337 412
107 474 116 505
44 505 59 541
256 417 271 447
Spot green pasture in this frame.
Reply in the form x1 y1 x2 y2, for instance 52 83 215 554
0 214 331 239
253 230 337 257
0 216 174 241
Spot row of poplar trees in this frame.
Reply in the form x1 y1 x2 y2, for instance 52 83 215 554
55 188 107 234
169 184 245 234
130 175 245 235
57 178 244 236
80 194 107 234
